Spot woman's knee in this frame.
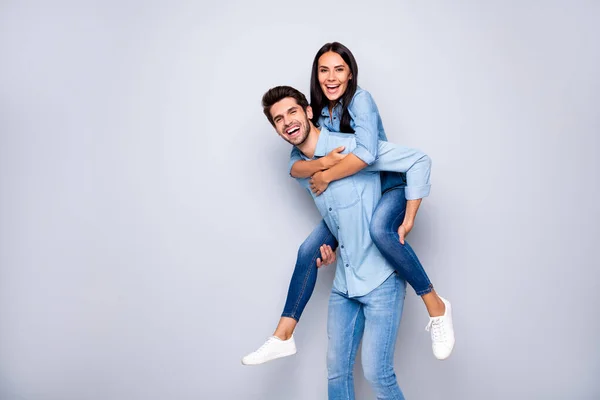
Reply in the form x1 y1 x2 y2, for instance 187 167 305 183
370 213 396 249
297 239 316 265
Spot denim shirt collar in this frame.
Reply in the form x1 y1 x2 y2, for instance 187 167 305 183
320 102 342 118
313 127 331 158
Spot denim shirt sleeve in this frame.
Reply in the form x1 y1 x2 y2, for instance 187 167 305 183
347 90 380 165
288 146 303 176
365 141 432 200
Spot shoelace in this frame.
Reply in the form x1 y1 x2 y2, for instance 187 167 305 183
425 317 446 342
254 337 278 354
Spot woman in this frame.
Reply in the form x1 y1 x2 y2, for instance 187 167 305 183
242 42 454 365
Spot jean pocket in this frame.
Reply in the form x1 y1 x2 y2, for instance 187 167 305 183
330 178 360 209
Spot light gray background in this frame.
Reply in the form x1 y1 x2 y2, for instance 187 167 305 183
1 1 599 399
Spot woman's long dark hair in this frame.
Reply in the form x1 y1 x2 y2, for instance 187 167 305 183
310 42 359 133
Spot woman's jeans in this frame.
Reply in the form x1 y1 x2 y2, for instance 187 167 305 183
328 273 406 400
281 187 432 321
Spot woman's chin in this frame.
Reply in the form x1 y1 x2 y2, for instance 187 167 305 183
326 93 342 102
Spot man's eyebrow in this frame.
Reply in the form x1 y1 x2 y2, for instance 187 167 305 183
273 106 297 121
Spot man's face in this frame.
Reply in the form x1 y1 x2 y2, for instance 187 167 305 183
270 97 313 146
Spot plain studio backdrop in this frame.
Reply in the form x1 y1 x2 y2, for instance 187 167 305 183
1 1 599 399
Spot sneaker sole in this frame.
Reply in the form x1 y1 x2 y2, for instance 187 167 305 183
241 349 297 366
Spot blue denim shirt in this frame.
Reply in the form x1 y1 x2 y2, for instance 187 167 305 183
289 87 406 192
294 127 431 297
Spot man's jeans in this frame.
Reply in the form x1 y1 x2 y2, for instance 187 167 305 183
282 187 432 321
327 273 406 400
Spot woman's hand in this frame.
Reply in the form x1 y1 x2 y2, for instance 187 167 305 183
323 146 346 169
310 171 331 195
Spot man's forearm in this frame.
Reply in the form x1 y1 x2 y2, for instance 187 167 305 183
322 154 367 183
403 199 422 227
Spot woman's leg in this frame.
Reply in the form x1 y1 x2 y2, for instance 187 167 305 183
369 188 445 317
242 220 338 365
361 273 406 400
275 219 338 338
327 288 364 400
370 187 455 360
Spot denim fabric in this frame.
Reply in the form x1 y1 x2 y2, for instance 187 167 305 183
327 273 406 400
281 220 338 321
289 87 405 192
280 188 432 320
295 128 431 297
370 188 433 296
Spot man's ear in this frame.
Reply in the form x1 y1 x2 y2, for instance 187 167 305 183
306 105 313 120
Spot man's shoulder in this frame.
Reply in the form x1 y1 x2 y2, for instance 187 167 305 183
325 131 357 152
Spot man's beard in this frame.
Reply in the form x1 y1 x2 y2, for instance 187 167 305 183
283 118 310 146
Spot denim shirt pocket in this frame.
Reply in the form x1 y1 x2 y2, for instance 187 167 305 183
330 177 360 209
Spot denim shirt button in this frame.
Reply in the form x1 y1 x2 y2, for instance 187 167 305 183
329 207 332 211
341 245 344 249
345 264 349 267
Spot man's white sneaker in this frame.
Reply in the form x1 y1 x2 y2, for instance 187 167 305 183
241 335 297 365
425 296 455 360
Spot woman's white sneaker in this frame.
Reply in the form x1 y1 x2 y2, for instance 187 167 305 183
425 297 455 360
241 335 297 365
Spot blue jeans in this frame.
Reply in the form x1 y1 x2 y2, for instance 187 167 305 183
328 273 406 400
282 187 432 321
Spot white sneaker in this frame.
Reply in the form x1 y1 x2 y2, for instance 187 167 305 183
241 335 297 365
425 296 455 360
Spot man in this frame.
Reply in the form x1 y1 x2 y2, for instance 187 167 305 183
255 86 442 399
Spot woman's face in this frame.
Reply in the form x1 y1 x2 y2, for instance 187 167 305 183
317 51 353 103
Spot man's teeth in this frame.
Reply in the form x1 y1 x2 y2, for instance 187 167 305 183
287 127 299 134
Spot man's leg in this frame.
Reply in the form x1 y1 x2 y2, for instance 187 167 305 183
361 273 406 400
327 289 364 400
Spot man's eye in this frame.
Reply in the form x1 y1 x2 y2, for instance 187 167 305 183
291 110 296 114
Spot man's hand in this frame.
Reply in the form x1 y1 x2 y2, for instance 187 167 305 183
323 146 346 169
316 244 336 268
398 222 414 245
310 171 331 196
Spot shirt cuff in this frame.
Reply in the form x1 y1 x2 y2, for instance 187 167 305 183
405 184 431 200
352 146 376 165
